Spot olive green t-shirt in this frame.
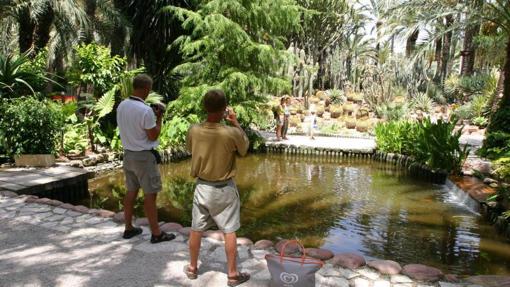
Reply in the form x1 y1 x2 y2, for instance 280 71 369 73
186 122 249 182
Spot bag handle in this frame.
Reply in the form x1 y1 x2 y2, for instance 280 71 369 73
279 240 308 266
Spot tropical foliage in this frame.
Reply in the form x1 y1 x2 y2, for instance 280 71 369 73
0 97 62 155
165 0 301 127
375 118 468 174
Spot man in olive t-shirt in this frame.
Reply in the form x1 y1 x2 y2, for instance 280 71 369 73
184 89 250 286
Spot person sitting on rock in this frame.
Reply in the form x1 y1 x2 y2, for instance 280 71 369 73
184 89 250 286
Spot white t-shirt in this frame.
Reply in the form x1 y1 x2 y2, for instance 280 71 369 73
116 97 158 151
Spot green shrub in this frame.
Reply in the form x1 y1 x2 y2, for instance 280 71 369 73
454 103 474 120
67 44 129 96
412 93 432 112
329 89 345 104
479 131 510 159
375 117 468 174
415 117 468 174
472 116 488 127
0 97 62 155
494 157 510 182
159 115 199 149
487 107 510 134
375 121 418 155
0 51 52 99
426 82 446 104
444 73 496 102
471 95 489 118
376 102 408 121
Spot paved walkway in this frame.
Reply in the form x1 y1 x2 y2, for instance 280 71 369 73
260 132 376 153
2 194 505 287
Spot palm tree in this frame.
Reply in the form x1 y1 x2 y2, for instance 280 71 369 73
460 0 483 76
1 0 88 53
111 0 192 99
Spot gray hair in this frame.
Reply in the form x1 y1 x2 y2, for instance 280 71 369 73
133 74 153 90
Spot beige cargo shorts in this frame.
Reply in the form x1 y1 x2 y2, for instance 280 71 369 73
192 178 241 234
123 150 162 194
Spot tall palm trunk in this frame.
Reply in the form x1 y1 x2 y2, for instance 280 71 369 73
84 0 97 43
34 5 54 52
110 0 127 56
486 36 510 135
460 0 482 76
440 15 454 85
460 24 480 76
18 7 35 52
500 36 510 109
406 29 419 57
433 25 443 83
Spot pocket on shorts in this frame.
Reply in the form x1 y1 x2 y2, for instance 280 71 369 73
149 174 162 192
221 184 238 204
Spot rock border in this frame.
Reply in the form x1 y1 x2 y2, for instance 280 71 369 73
1 191 503 287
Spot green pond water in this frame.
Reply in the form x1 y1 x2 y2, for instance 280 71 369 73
86 154 510 275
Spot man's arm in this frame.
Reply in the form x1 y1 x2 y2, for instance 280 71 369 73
146 116 162 141
225 108 249 156
145 106 163 141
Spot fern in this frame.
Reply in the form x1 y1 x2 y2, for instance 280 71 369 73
94 86 116 119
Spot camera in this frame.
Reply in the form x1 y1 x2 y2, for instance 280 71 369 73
150 103 166 115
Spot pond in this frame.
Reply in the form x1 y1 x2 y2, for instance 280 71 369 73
86 154 510 275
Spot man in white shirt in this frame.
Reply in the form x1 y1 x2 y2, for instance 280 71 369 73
116 74 175 243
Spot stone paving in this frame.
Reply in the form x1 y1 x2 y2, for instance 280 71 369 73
0 193 507 287
260 132 377 153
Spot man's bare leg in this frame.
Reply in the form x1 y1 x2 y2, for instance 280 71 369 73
189 230 203 272
123 190 139 230
224 232 238 277
143 193 161 236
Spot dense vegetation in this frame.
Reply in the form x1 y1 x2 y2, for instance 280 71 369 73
0 0 509 178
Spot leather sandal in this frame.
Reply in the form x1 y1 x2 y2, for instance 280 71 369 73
227 272 250 286
183 265 198 280
150 231 176 244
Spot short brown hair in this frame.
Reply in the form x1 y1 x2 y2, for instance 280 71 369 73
133 74 153 90
203 89 227 113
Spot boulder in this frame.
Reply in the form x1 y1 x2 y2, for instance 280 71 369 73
95 209 114 218
367 260 402 275
204 230 225 241
402 264 443 282
443 274 460 283
113 212 126 223
60 203 75 210
330 253 366 269
466 275 510 287
24 196 39 203
236 237 254 246
275 240 302 256
72 205 89 213
160 222 183 232
35 198 53 205
178 227 191 236
304 248 334 260
135 217 149 226
253 240 274 250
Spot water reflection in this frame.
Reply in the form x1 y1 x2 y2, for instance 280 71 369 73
87 154 510 275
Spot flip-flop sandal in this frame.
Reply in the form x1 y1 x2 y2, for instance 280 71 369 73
227 272 250 287
122 227 143 239
150 231 176 244
183 265 198 280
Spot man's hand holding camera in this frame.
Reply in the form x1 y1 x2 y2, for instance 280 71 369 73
151 103 166 119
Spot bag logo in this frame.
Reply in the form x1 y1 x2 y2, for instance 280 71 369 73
280 272 299 285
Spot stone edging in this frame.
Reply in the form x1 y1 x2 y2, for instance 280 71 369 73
2 191 505 287
372 151 449 184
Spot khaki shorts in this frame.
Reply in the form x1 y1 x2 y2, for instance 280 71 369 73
192 178 241 234
123 150 162 194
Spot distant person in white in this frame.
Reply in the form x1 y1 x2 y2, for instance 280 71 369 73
116 74 175 243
